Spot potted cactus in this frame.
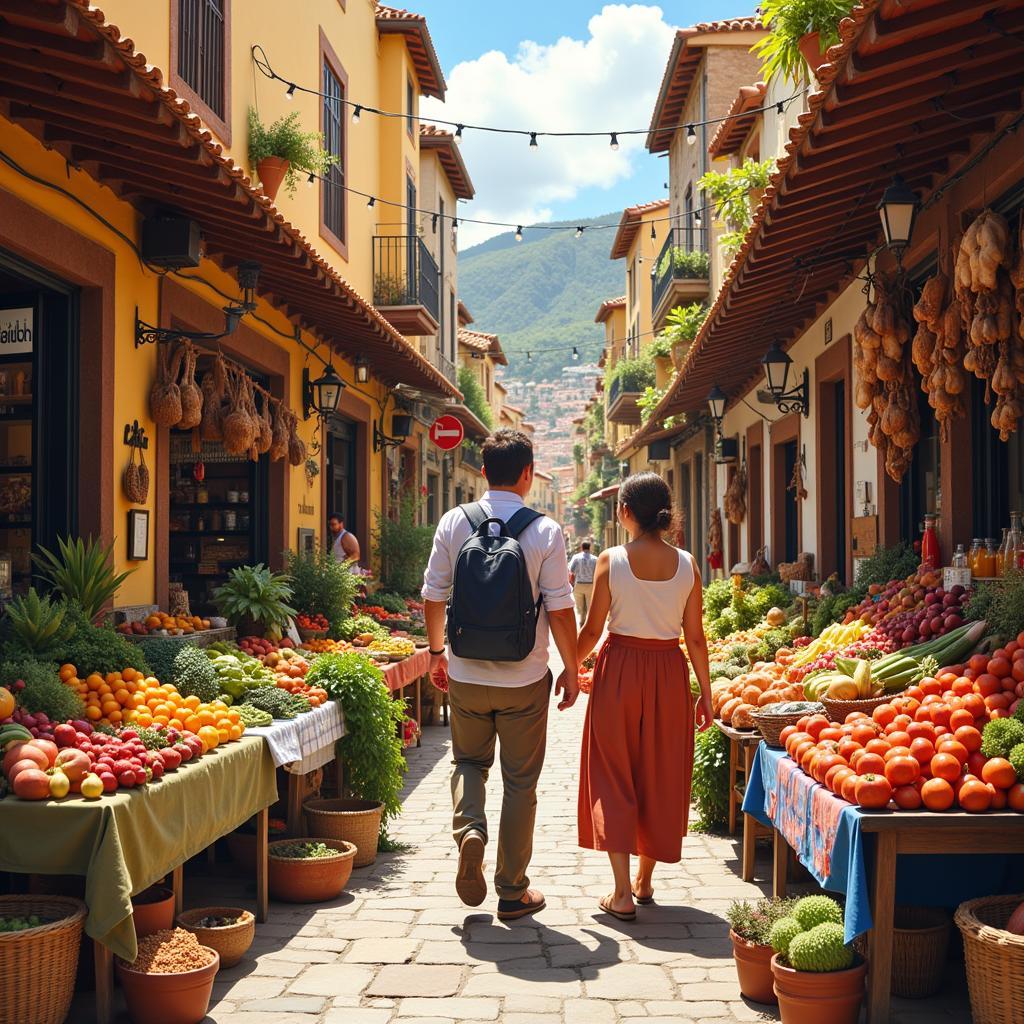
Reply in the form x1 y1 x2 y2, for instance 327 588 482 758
769 895 867 1024
727 896 798 1004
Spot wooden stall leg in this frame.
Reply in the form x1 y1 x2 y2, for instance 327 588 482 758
727 736 738 834
94 939 113 1024
772 828 788 898
171 862 184 917
866 831 897 1024
742 814 757 882
286 771 303 837
255 806 269 923
415 676 422 747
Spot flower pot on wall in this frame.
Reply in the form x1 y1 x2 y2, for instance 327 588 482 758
771 953 867 1024
653 355 674 390
799 32 828 76
671 342 689 371
256 157 290 202
730 930 777 1004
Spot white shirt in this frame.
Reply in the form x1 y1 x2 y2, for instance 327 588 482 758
422 490 574 687
607 545 696 640
568 551 597 584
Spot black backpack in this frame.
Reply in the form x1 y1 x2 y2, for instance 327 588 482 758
447 502 545 662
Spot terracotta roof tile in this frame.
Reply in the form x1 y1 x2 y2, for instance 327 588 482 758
457 327 507 365
708 82 766 159
595 296 627 323
375 4 446 99
610 199 669 259
419 123 474 199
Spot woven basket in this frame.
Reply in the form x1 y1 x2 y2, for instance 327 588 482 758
753 710 807 747
304 798 383 867
956 893 1024 1024
821 692 893 723
891 906 951 998
0 895 87 1024
176 907 255 968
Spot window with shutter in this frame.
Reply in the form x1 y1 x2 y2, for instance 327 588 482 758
171 0 230 140
321 49 347 250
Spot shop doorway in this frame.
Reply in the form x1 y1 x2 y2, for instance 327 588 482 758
747 422 764 562
899 388 941 545
326 418 358 536
0 250 78 595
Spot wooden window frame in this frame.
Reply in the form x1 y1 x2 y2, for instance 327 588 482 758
319 28 349 259
815 336 854 582
169 0 232 146
406 77 416 138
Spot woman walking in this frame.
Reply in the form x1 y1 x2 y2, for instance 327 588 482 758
576 472 713 921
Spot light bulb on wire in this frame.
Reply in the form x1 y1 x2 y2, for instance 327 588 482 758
609 133 619 150
366 196 375 208
650 223 656 240
529 132 538 150
572 346 580 361
351 105 362 124
515 226 523 242
575 226 584 239
451 218 458 238
694 208 702 226
686 124 697 145
306 172 315 188
285 82 296 101
455 124 464 144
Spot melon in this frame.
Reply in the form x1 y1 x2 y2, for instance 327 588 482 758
1007 901 1024 936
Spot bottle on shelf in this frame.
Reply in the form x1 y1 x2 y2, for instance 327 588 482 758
951 544 968 569
969 538 983 575
920 514 940 571
982 539 999 578
1005 512 1022 577
996 527 1010 577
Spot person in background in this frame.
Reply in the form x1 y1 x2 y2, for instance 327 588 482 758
575 472 713 922
328 513 360 564
568 540 598 625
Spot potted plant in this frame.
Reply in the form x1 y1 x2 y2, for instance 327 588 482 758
285 547 358 639
175 907 255 968
754 0 857 83
727 896 798 1004
663 302 708 369
213 563 296 640
247 108 338 202
268 839 357 902
32 535 134 624
769 895 867 1024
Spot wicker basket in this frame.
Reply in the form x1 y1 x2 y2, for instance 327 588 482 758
304 798 383 867
956 893 1024 1024
176 907 255 968
0 895 87 1024
753 710 807 747
891 906 951 998
821 692 893 723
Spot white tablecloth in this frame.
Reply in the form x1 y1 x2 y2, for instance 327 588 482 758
247 701 345 774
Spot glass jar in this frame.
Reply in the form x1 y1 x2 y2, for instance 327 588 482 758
969 539 983 575
921 515 940 571
982 539 999 578
951 544 968 569
996 527 1010 577
1006 512 1022 576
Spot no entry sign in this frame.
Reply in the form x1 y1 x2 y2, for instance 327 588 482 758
429 414 464 451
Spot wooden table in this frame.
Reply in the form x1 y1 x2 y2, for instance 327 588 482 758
717 723 773 881
772 810 1024 1023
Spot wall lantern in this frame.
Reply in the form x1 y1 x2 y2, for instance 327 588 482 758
373 412 412 452
355 355 370 385
302 364 345 420
877 174 920 259
761 343 809 417
707 384 727 425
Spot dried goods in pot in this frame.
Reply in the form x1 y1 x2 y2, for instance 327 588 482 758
222 368 258 455
150 341 184 428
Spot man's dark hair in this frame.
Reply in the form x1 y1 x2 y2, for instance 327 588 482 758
581 541 591 551
328 513 344 524
482 428 534 486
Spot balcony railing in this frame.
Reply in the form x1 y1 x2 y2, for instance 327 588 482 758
372 234 440 326
431 348 457 384
651 226 709 316
606 376 643 425
461 444 482 472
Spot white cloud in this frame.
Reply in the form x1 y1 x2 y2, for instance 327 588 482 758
422 5 678 248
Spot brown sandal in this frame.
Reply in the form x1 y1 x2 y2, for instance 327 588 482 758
599 895 637 922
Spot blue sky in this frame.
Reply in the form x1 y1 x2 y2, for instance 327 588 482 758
414 2 754 245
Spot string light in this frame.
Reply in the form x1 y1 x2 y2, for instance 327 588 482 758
515 226 523 241
366 195 376 207
610 133 619 150
527 351 532 361
431 213 438 232
285 82 296 101
306 171 315 187
451 218 458 237
694 208 702 225
575 226 584 238
572 346 580 361
650 223 656 240
455 124 464 144
776 101 785 115
529 132 539 150
686 124 697 145
351 104 362 124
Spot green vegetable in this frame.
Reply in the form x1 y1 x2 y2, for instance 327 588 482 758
966 571 1024 642
241 687 310 719
375 592 411 615
754 627 795 663
0 915 45 932
788 922 854 973
982 718 1024 760
703 579 733 620
131 726 169 750
793 895 844 930
306 653 407 834
1008 742 1024 783
338 615 388 642
768 916 803 957
237 704 273 727
53 605 151 678
0 659 84 723
172 645 220 703
270 841 335 859
285 547 358 636
690 723 729 832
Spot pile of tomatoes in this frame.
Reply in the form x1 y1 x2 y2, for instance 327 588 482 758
780 638 1024 814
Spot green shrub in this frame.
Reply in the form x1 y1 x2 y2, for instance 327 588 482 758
727 897 799 945
247 108 338 197
754 0 857 83
285 547 358 631
374 496 434 595
0 659 84 723
56 606 151 678
607 354 655 394
691 724 729 831
375 592 409 615
32 535 133 622
457 366 493 429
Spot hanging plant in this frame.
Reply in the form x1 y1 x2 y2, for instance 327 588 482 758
248 109 338 198
753 0 857 84
698 159 776 256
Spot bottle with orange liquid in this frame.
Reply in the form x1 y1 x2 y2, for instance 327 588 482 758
969 538 983 575
1005 513 1023 577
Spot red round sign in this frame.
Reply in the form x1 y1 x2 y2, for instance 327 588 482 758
429 414 464 451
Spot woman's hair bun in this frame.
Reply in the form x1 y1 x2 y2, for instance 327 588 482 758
618 471 677 534
655 508 673 529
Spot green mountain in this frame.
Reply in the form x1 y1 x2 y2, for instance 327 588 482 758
457 214 625 383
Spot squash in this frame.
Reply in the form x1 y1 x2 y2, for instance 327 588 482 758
765 607 787 627
758 691 783 707
744 672 773 692
827 678 860 701
720 697 744 723
1006 901 1024 935
741 685 763 706
732 704 757 729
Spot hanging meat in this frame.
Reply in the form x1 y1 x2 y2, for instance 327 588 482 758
177 343 203 431
269 400 289 462
287 409 307 467
222 368 258 456
149 342 185 428
724 462 747 525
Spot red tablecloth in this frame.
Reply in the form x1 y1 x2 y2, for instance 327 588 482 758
382 647 431 691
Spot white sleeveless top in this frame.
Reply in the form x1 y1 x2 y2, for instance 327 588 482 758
607 545 696 640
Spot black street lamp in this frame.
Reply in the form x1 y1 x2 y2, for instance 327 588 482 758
877 174 920 258
707 384 727 425
355 355 370 384
761 343 809 417
303 364 345 420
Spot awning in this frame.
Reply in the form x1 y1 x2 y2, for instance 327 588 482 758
0 0 458 399
588 483 620 502
447 403 490 440
635 0 1024 444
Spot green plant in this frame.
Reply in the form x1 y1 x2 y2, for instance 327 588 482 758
56 605 152 677
271 841 336 859
375 592 409 615
306 653 406 833
247 108 338 197
981 718 1024 759
457 366 494 429
1 588 71 659
853 542 920 590
663 302 708 345
374 495 434 596
213 564 296 638
787 922 854 972
608 353 656 394
338 614 388 642
704 578 734 619
0 659 84 723
637 384 669 425
285 547 358 633
647 335 674 360
966 570 1024 641
1009 742 1024 782
32 535 134 623
727 897 799 945
656 246 710 281
572 442 585 466
691 723 729 831
769 916 804 956
698 158 776 256
793 895 844 930
124 636 178 684
172 645 220 704
753 0 856 83
374 272 407 306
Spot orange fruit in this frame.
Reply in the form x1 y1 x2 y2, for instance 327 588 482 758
58 665 76 682
197 710 216 728
229 724 242 741
85 706 101 721
197 725 220 751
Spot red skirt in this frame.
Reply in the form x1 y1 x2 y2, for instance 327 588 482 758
577 634 694 863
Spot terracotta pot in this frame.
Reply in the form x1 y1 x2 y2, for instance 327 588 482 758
176 907 255 969
730 930 777 1005
256 157 289 202
268 839 357 903
799 31 827 76
670 341 688 371
771 953 867 1024
131 885 175 939
116 947 219 1024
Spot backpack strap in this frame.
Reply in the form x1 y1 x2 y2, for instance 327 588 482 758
505 507 544 540
460 502 488 532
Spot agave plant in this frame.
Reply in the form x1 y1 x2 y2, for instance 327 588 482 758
2 588 73 658
213 564 296 638
32 536 133 623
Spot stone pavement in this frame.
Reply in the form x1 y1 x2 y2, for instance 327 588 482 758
201 677 972 1024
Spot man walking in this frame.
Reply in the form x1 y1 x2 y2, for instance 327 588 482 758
327 513 360 564
568 540 597 625
422 429 579 921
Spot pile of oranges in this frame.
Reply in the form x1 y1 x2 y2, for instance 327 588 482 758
60 665 243 750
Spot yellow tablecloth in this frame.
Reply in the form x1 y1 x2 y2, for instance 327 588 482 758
0 735 277 961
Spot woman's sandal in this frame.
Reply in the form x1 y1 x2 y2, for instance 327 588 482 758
599 895 637 922
631 889 655 906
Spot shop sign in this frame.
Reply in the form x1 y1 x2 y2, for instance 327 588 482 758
429 414 464 451
0 308 33 354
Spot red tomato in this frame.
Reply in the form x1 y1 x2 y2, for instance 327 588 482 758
779 725 799 746
953 726 982 753
892 784 923 810
872 704 897 728
886 730 912 749
805 714 830 741
792 740 816 765
905 685 926 702
865 737 892 757
935 739 969 766
968 654 991 674
841 772 861 804
815 753 847 785
819 727 843 744
958 779 994 813
837 737 863 761
856 773 893 809
961 693 986 719
985 693 1013 712
801 746 818 774
852 724 879 746
930 752 962 782
786 731 813 757
948 708 976 731
856 752 887 776
930 704 953 729
921 777 956 811
1013 662 1024 684
909 737 936 766
920 679 942 697
976 674 1002 697
991 786 1008 810
1007 783 1024 812
982 758 1017 790
885 755 920 788
845 712 871 723
951 676 974 696
826 764 855 794
989 657 1012 679
907 721 937 741
968 751 988 777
